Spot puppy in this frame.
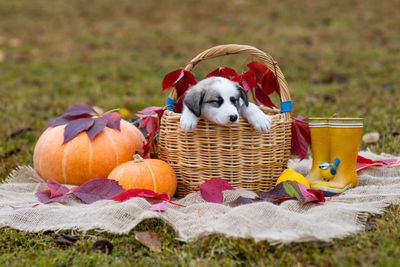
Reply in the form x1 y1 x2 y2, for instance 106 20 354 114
180 77 271 132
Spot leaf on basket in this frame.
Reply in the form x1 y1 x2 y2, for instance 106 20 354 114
72 178 125 204
356 155 399 171
232 70 258 92
291 116 311 160
162 68 197 98
199 178 235 204
134 231 162 253
247 61 280 96
206 67 238 79
254 87 276 108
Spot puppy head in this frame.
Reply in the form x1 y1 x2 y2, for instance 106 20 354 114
183 77 248 125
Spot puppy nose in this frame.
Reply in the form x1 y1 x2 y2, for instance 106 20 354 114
229 115 238 122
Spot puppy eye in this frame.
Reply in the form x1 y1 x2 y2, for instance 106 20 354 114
230 97 238 103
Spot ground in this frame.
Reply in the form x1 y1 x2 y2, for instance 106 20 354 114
0 0 399 265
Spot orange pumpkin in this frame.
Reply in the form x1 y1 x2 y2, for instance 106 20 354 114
107 154 177 196
33 120 145 185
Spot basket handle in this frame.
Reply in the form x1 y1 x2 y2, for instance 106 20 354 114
167 44 292 119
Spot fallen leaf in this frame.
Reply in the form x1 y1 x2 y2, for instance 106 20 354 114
110 188 170 202
134 231 162 253
91 239 114 254
356 155 399 171
47 179 69 198
199 178 235 204
10 204 40 210
150 201 167 212
56 235 78 246
72 178 125 204
36 189 69 204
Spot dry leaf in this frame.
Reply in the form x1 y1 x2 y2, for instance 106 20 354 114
362 132 380 144
134 231 162 252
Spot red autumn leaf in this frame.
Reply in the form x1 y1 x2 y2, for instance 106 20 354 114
356 155 399 171
199 178 235 204
63 117 95 144
162 69 197 97
62 103 97 118
72 178 125 204
47 179 69 198
36 189 69 204
306 189 325 203
110 188 170 202
294 116 311 145
247 61 269 82
138 131 156 158
260 70 280 96
291 120 310 160
172 98 184 113
137 114 158 134
254 87 276 108
205 67 238 79
10 204 40 210
137 106 165 126
232 71 258 92
86 117 108 141
102 112 121 131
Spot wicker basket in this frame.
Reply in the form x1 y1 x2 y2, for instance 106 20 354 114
158 44 292 196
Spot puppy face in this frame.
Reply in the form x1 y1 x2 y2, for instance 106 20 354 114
184 77 248 125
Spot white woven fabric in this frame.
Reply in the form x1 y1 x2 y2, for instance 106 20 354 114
0 151 399 244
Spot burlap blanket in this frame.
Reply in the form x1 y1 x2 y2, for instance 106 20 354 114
1 151 399 244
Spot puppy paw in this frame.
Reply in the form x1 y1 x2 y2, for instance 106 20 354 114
251 113 271 132
180 110 199 131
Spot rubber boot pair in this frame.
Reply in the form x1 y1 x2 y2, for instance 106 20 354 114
306 118 363 195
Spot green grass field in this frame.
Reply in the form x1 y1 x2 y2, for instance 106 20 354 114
1 0 399 265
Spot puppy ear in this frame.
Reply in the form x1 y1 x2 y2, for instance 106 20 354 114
236 85 249 107
184 87 206 117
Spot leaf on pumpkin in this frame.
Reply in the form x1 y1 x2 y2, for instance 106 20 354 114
86 117 108 141
72 178 125 204
102 112 121 131
134 231 162 253
62 103 97 118
63 117 95 144
206 67 238 79
199 178 235 204
48 116 73 128
47 179 69 198
356 155 399 171
162 68 197 98
291 116 311 160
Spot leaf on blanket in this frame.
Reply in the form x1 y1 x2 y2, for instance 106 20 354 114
72 178 125 204
36 189 69 204
199 178 235 204
110 188 170 202
356 155 399 171
47 179 69 198
10 203 40 210
134 231 162 253
227 181 325 207
150 201 168 212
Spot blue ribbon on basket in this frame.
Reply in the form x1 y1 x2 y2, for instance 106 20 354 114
166 97 177 111
280 100 292 118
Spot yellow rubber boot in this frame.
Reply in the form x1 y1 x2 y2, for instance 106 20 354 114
311 118 363 194
306 118 330 183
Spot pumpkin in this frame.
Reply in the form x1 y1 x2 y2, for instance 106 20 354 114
33 120 145 185
107 154 177 196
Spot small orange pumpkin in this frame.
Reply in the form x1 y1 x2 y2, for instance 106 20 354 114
107 154 177 196
34 120 145 185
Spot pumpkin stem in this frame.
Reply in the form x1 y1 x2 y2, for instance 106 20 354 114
133 154 144 163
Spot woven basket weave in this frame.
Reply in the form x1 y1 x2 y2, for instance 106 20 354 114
158 44 292 196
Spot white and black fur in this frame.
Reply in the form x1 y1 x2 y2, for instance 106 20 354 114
180 77 271 132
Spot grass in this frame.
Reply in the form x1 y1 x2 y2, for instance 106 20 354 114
0 0 399 265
